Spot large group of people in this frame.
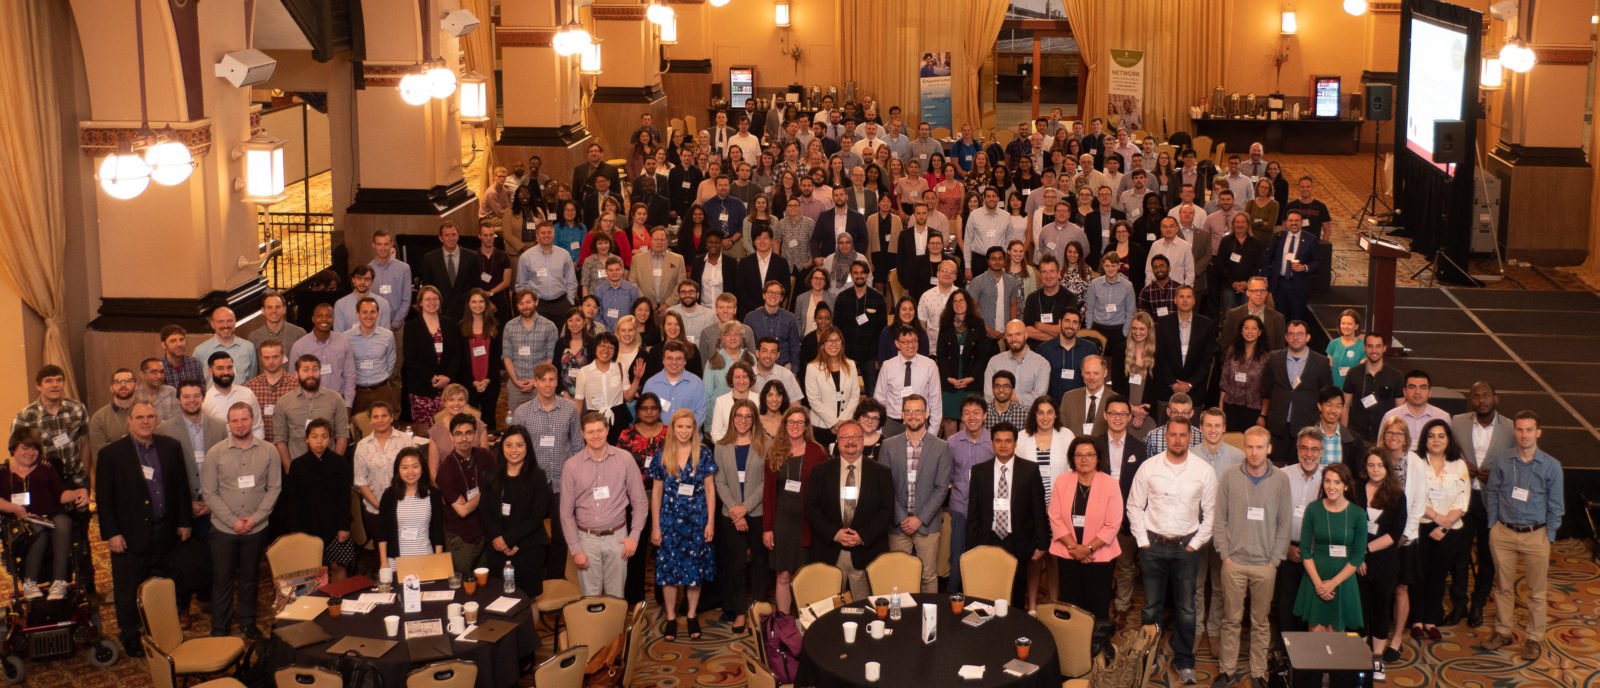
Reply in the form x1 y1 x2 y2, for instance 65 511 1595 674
5 106 1566 687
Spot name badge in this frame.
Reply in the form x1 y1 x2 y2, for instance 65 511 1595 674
467 487 480 501
401 526 421 541
570 241 581 250
653 269 664 277
1368 520 1380 535
1047 242 1058 251
1247 506 1265 521
472 346 487 357
1041 313 1054 324
143 465 155 480
1512 487 1530 502
660 400 672 413
1346 350 1357 358
856 313 869 325
1105 304 1117 313
1329 544 1348 558
264 404 275 417
1234 372 1248 383
1156 307 1169 318
994 497 1010 510
1337 366 1350 379
359 359 375 371
788 239 799 248
1022 188 1032 196
1128 374 1143 386
687 335 698 344
540 436 556 447
518 346 532 357
536 269 549 278
11 492 29 506
1072 515 1086 528
1230 253 1242 263
1361 394 1377 409
719 213 729 223
1060 369 1075 380
1428 488 1445 503
1083 423 1095 435
1146 233 1157 242
682 181 691 189
480 271 492 283
785 479 802 493
320 364 333 376
379 284 393 295
502 503 512 516
1294 505 1306 519
842 486 860 500
607 309 620 319
238 474 256 489
53 433 71 448
677 483 696 497
907 469 918 483
597 270 606 280
738 470 747 483
936 185 945 193
592 486 611 500
434 342 445 354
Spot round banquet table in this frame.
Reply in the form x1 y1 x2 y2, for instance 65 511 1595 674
271 579 539 688
795 594 1061 688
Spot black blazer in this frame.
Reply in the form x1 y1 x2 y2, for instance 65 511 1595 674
809 208 869 261
965 458 1050 554
378 487 448 559
1261 348 1335 434
403 315 465 398
734 253 792 317
480 468 554 550
1082 209 1126 263
581 190 624 228
690 254 740 305
937 326 998 392
1214 234 1266 289
95 435 193 554
418 249 485 321
1095 434 1148 534
805 458 895 570
642 193 674 229
570 161 621 196
668 167 705 217
1152 313 1218 404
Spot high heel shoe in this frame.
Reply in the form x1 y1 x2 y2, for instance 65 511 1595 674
662 618 678 642
687 616 702 640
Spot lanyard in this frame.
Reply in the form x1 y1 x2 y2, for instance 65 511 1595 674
452 453 480 492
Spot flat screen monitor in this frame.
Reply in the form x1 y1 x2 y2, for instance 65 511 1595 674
1313 76 1341 119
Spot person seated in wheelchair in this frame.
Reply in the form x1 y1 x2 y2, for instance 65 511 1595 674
2 428 77 601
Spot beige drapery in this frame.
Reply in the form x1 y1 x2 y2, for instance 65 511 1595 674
840 0 1008 129
1069 0 1229 136
1062 0 1103 122
0 1 78 397
461 0 499 188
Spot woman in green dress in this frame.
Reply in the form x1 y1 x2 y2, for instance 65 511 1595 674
1294 463 1368 631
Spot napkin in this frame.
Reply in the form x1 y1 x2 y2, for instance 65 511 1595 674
957 665 986 680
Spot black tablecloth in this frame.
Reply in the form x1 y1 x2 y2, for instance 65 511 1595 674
795 594 1060 688
272 580 539 688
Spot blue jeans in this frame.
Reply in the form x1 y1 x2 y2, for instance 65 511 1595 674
1140 541 1199 669
947 512 968 592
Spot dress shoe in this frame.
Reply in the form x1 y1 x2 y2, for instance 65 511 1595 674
1425 626 1442 642
1408 626 1426 641
1467 607 1484 628
1481 632 1514 651
1211 672 1235 688
1442 608 1464 626
122 640 145 659
1521 640 1541 661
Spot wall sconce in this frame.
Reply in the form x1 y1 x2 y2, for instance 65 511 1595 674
709 0 730 7
580 40 604 75
659 15 678 45
776 0 791 28
1344 0 1367 16
237 134 287 205
647 0 674 26
458 72 489 122
425 63 457 99
1480 57 1504 89
399 71 433 105
1280 7 1297 35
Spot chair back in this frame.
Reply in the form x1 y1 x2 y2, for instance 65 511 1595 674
143 637 177 688
267 533 324 581
1037 602 1095 678
1132 129 1150 142
533 646 588 688
684 114 700 136
275 665 344 688
1154 143 1176 160
744 653 778 688
137 577 184 654
349 492 370 547
791 562 844 610
886 268 904 303
747 601 775 666
1079 329 1108 354
959 545 1017 602
562 596 628 653
621 601 648 684
351 411 372 440
405 660 477 688
1190 135 1214 161
936 515 953 578
994 129 1016 147
395 552 454 582
865 551 921 595
669 118 686 137
1212 141 1228 166
931 126 951 140
536 555 582 613
1222 432 1246 452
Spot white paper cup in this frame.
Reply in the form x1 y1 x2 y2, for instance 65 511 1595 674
464 601 480 624
868 620 885 640
384 615 400 636
865 661 881 682
995 598 1010 617
842 621 859 644
379 567 394 584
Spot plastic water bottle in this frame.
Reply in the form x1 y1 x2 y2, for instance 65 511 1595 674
889 587 903 621
503 562 517 594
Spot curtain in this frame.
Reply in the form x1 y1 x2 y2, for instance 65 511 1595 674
841 0 1005 129
461 0 498 187
957 0 1009 130
1063 0 1102 124
0 1 78 397
1077 0 1229 136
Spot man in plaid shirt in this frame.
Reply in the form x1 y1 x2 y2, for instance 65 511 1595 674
158 324 204 389
11 365 92 491
1138 255 1180 319
243 340 298 445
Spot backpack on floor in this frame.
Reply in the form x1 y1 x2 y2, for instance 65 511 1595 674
762 611 803 685
1089 623 1162 688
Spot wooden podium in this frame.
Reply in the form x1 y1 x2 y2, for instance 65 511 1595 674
1360 233 1411 345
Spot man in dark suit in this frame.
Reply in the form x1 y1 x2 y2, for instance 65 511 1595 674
1171 150 1215 207
806 420 895 601
1218 276 1287 351
1263 211 1319 324
633 175 674 229
1081 117 1108 170
965 422 1050 604
734 227 792 317
96 401 193 657
1084 187 1127 264
810 187 869 262
1261 321 1334 465
1450 380 1517 627
690 230 740 307
1153 286 1218 406
843 168 879 216
667 152 705 220
416 222 484 321
569 142 620 196
580 174 624 228
1095 398 1149 620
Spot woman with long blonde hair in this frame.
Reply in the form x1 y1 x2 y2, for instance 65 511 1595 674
804 326 859 447
713 399 770 633
1118 311 1158 434
761 406 828 613
648 409 718 640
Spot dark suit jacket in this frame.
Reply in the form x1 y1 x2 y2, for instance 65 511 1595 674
1168 164 1215 206
965 458 1050 555
1214 234 1267 291
844 187 880 216
734 253 793 317
1082 209 1127 263
1261 348 1335 435
1219 305 1287 352
642 193 674 228
1153 313 1218 404
805 458 895 570
1263 230 1321 294
96 434 193 554
810 208 869 261
418 248 485 320
580 190 624 228
1095 433 1148 534
570 161 621 196
690 253 740 304
402 315 466 398
668 166 704 217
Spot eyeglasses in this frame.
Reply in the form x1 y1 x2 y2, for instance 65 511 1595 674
786 419 809 426
1384 431 1406 438
1104 410 1130 417
112 378 137 385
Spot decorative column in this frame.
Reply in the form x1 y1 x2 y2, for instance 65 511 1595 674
589 0 667 152
495 0 591 178
1486 1 1593 265
660 0 713 127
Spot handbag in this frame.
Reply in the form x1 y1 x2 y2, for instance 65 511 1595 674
324 537 358 570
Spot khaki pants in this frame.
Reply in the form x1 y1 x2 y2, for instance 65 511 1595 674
578 529 629 598
1219 560 1276 679
1193 543 1225 644
1113 532 1139 618
1490 524 1551 641
836 551 870 601
888 530 941 593
353 382 400 418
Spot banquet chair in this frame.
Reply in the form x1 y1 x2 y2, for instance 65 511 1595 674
533 646 588 688
886 269 904 303
936 515 952 578
142 636 247 688
137 578 247 680
537 551 583 623
959 546 1017 602
349 491 371 550
405 659 477 688
685 115 699 135
747 601 775 666
351 410 372 440
266 532 323 581
670 118 685 136
791 562 844 610
744 652 779 688
274 665 343 688
1036 602 1095 680
931 126 951 140
1190 136 1214 162
620 600 649 684
1079 329 1107 355
1212 142 1228 166
560 596 628 655
395 552 454 582
865 551 921 595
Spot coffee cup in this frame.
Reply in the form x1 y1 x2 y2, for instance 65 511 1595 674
865 661 881 682
326 598 343 618
464 601 480 624
384 615 400 637
867 620 885 640
448 617 466 635
474 567 490 587
995 598 1010 617
842 621 859 644
448 602 464 620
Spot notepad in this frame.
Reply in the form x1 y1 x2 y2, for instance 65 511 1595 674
1003 659 1039 677
957 665 986 680
357 592 396 605
341 599 379 615
421 591 457 602
866 594 919 609
484 596 521 615
404 619 444 639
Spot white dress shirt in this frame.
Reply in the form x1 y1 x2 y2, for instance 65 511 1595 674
1146 237 1195 286
1286 465 1323 542
202 384 264 439
873 353 942 421
1127 450 1218 548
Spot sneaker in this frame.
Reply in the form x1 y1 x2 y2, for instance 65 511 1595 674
1177 667 1197 684
1521 639 1541 661
1372 658 1386 682
20 580 42 600
1211 672 1235 688
46 581 68 601
1481 632 1514 651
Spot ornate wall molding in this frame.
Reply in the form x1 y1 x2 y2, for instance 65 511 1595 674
78 121 213 157
496 27 558 47
592 5 648 21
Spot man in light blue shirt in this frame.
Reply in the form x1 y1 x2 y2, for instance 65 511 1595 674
193 307 256 383
368 229 412 328
591 257 639 331
1480 411 1564 660
334 265 393 332
515 222 578 323
641 342 709 426
288 304 357 407
967 247 1021 339
347 297 397 414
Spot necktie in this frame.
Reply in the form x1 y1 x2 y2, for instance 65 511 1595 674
843 464 858 527
904 360 913 387
1085 394 1098 425
1283 234 1298 276
447 252 458 284
996 465 1010 539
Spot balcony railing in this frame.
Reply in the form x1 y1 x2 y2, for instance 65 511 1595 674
258 211 336 291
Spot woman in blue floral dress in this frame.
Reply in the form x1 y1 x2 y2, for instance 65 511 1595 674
648 408 718 641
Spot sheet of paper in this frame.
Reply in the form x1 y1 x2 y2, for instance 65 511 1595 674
404 619 444 639
421 591 457 602
958 665 986 680
485 596 520 614
357 592 396 605
341 599 379 615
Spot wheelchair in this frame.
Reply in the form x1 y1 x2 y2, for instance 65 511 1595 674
0 515 118 684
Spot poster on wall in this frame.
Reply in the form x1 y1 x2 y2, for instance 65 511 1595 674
919 50 953 131
1107 48 1145 131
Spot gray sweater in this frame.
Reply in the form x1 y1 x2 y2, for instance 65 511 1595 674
1212 462 1293 567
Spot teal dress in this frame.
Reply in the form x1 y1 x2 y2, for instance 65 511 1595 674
1325 338 1365 390
1293 500 1368 630
647 445 719 586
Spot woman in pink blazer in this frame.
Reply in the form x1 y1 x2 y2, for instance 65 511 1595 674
1049 436 1124 655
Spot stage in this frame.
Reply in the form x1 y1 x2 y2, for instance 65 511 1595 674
1311 285 1600 542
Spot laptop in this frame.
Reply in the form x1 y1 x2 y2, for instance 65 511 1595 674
326 636 398 659
406 634 454 663
274 621 333 649
466 618 518 644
